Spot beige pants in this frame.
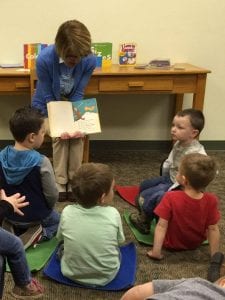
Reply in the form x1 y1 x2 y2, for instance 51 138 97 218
44 118 84 185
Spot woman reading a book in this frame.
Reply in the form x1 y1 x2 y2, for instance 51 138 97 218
32 19 96 201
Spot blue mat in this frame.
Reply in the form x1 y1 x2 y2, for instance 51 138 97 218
43 242 136 291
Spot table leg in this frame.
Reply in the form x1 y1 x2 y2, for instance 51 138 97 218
193 74 207 111
174 94 184 114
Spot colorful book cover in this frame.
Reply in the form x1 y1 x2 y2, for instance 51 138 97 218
119 43 137 66
47 98 101 137
23 43 48 69
91 42 112 68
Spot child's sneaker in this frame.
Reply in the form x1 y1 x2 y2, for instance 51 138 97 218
135 195 144 212
129 212 150 234
11 278 44 299
19 225 43 250
207 252 224 282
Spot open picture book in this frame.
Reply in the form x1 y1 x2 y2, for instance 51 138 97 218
47 98 101 137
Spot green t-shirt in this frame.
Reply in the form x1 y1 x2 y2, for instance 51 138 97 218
56 204 125 286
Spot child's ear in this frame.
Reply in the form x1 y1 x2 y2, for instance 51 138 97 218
27 133 35 143
99 193 106 204
181 175 188 185
192 129 199 138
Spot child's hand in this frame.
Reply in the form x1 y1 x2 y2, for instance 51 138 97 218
60 131 85 140
147 250 164 260
0 189 29 216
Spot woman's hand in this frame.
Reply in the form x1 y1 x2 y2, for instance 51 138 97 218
0 189 29 216
60 131 85 140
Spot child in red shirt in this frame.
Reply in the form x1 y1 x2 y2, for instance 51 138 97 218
147 153 220 260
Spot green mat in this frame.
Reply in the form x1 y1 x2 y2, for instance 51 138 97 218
124 211 156 245
7 237 58 272
124 211 208 246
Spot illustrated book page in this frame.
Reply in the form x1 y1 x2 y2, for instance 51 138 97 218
47 98 101 137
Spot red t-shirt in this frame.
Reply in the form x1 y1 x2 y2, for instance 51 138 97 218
154 190 220 250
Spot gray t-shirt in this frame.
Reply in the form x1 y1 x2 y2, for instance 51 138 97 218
162 140 206 190
146 278 225 300
168 140 206 183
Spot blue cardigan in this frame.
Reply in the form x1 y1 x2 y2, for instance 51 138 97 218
32 44 96 116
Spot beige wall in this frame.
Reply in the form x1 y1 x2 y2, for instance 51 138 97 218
0 0 224 141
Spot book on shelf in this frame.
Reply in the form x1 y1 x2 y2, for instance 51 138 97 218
134 59 171 70
119 42 137 66
47 98 101 138
91 42 112 67
148 59 171 69
23 43 48 69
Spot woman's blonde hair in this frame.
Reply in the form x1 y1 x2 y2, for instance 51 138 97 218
55 19 92 60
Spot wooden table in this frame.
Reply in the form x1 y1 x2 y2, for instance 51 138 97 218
0 68 30 95
0 63 210 113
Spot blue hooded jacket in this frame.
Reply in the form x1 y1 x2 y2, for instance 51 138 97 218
0 146 52 222
0 145 42 185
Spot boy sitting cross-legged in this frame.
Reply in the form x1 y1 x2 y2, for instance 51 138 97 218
0 106 59 249
56 163 125 286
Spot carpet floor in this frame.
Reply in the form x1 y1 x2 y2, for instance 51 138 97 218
2 150 225 300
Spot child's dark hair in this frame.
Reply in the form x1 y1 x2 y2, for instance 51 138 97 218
9 106 44 142
72 163 114 208
180 153 216 190
176 108 205 134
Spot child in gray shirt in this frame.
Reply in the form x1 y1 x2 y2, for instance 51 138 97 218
121 276 225 300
